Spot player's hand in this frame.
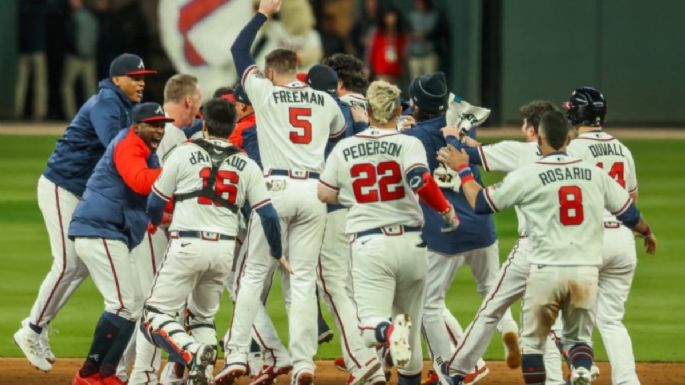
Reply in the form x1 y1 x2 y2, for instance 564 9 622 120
398 115 416 131
643 233 656 255
437 144 469 171
440 204 460 233
258 0 281 17
441 125 461 139
461 135 481 148
350 105 368 123
278 256 294 274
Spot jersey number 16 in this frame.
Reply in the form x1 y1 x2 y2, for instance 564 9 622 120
198 167 239 206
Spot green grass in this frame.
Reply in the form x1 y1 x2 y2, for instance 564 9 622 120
0 135 683 361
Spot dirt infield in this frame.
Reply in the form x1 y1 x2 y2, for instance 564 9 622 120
1 358 683 385
2 122 685 139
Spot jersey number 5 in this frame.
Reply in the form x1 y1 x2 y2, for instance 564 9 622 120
351 161 405 203
198 168 239 206
558 185 584 225
596 161 625 188
289 107 312 144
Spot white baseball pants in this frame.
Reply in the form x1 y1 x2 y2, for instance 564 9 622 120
28 175 88 328
422 243 517 363
318 208 382 378
351 229 427 376
226 177 325 374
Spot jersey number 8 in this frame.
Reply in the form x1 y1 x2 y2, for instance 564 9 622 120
558 185 584 225
351 161 405 203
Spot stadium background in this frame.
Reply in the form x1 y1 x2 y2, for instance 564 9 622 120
1 0 684 383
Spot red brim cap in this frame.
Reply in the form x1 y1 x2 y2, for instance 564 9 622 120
141 116 175 123
126 69 158 76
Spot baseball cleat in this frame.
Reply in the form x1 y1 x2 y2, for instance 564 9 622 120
249 364 293 385
387 314 412 369
334 356 346 372
100 375 128 385
463 362 488 385
291 369 314 385
214 361 247 385
188 345 217 385
318 329 334 344
570 366 592 385
347 358 381 385
72 371 101 385
14 327 52 372
433 362 453 385
502 330 521 369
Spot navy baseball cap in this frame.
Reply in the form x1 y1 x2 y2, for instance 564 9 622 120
132 102 174 124
233 84 251 105
409 72 449 113
307 64 338 96
109 53 157 78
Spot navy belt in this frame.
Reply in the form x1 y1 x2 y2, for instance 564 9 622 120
267 169 320 179
170 231 236 241
356 225 422 238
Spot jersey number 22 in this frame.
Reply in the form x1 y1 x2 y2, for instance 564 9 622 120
351 161 405 203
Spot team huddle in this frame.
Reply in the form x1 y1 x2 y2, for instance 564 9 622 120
13 1 657 385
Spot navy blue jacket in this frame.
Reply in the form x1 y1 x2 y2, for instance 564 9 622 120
69 129 160 250
404 116 496 254
43 79 135 197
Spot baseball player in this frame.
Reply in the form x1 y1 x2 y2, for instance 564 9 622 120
438 109 656 385
318 80 460 385
438 100 569 385
124 74 203 385
69 102 172 385
218 1 347 384
306 63 387 385
565 87 643 385
140 97 283 385
321 53 368 111
13 53 156 373
401 72 518 384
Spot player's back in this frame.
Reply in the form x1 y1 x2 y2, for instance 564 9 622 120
504 154 629 266
250 81 345 173
322 129 427 234
158 140 265 236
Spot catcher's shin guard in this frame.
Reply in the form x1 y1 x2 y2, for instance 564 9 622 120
142 306 199 366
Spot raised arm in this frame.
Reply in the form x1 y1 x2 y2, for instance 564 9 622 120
231 0 282 77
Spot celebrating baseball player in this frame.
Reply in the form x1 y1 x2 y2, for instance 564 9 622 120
68 102 171 385
218 1 347 384
440 101 569 385
14 53 156 374
565 86 644 385
127 74 204 385
402 72 518 384
141 97 283 385
438 110 656 385
318 80 460 385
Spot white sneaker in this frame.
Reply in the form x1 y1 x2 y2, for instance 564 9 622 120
14 327 52 372
39 327 56 363
388 314 412 369
571 366 592 385
215 360 247 385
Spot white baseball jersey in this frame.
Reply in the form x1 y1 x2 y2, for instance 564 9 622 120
568 131 638 221
482 153 632 266
241 65 346 173
339 92 368 110
157 121 188 164
478 140 541 236
152 139 270 236
320 128 429 233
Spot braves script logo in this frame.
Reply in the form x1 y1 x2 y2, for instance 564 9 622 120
178 0 232 66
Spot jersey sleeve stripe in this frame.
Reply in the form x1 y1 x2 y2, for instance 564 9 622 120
611 197 633 216
477 145 490 171
329 121 348 139
251 198 271 210
404 162 427 175
319 179 339 191
240 64 260 88
152 185 171 202
483 187 500 212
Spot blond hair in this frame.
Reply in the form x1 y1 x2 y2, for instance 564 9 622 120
164 74 199 103
366 80 401 124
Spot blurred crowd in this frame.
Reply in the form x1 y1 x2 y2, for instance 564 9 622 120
13 0 449 122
